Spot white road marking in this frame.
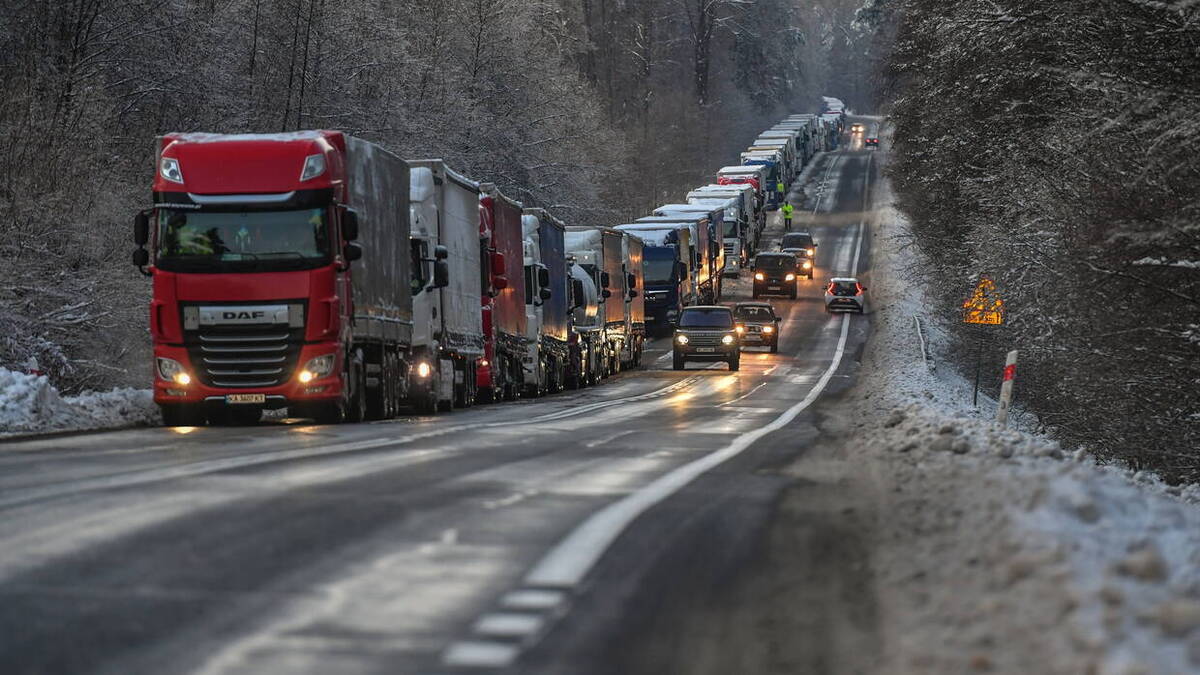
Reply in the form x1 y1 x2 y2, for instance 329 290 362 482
584 430 637 449
442 641 521 668
501 589 566 611
717 382 767 407
473 612 545 638
525 313 853 588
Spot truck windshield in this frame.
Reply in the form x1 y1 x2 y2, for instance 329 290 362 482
156 208 330 272
679 309 733 329
724 221 738 238
643 250 677 284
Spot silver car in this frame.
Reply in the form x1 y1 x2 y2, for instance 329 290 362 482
824 277 866 314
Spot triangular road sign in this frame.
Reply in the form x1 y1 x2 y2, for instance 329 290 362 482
963 278 1004 325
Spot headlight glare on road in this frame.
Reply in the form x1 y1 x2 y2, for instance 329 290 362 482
722 334 735 345
754 272 765 281
676 334 689 345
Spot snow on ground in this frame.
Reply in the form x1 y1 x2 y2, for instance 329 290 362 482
849 172 1200 673
0 368 158 437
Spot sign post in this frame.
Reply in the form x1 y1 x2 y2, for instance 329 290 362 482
962 278 1005 407
996 350 1018 427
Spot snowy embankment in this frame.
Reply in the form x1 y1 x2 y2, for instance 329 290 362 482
0 368 158 437
854 185 1200 673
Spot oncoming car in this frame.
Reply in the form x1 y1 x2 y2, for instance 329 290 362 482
734 302 781 353
672 305 740 371
824 277 867 314
751 252 800 299
850 123 864 134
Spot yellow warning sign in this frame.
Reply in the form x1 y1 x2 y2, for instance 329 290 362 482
963 278 1005 325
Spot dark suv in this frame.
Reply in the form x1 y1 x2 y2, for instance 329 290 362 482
752 252 800 299
734 302 781 353
673 306 740 371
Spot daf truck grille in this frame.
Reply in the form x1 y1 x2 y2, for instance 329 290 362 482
189 327 302 388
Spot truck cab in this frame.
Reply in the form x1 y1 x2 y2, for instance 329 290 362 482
614 225 691 337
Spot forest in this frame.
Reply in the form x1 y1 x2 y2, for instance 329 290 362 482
875 0 1200 480
0 0 875 392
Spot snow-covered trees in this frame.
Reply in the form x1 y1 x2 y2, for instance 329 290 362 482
0 0 851 392
882 0 1200 480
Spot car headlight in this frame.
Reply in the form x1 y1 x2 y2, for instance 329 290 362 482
156 357 191 385
763 325 774 333
298 354 336 383
785 273 796 281
754 272 765 281
722 334 735 345
802 261 812 269
416 361 433 378
807 248 815 256
735 324 745 333
676 334 689 345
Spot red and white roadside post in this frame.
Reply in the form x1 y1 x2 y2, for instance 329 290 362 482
996 350 1018 427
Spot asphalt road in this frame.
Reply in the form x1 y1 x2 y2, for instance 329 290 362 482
0 130 880 675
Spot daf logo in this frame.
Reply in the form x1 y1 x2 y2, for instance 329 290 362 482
197 304 292 326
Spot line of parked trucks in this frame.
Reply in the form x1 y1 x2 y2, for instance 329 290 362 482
131 108 843 426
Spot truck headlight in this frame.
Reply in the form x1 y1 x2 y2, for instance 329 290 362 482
159 157 184 184
785 273 796 281
676 334 689 345
416 361 432 378
802 261 812 269
721 334 735 345
156 357 191 385
298 354 336 383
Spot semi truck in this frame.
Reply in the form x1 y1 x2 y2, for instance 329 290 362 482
134 131 442 426
567 257 606 386
408 159 487 413
678 192 754 276
622 233 645 367
614 224 692 336
652 201 745 277
635 213 724 303
478 184 528 402
564 227 631 375
738 151 784 209
717 165 768 213
521 208 569 397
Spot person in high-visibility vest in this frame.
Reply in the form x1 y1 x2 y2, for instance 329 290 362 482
776 180 786 202
781 201 794 231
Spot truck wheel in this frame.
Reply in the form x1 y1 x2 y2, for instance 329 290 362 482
729 356 740 372
160 404 205 427
673 352 684 370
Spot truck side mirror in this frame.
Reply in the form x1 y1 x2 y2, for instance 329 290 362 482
628 289 638 298
433 260 449 288
676 261 688 278
344 242 363 263
343 209 360 241
434 244 449 260
132 248 149 267
570 279 585 310
539 287 552 301
133 212 149 246
600 271 611 288
626 272 636 290
491 252 506 276
602 289 612 299
493 276 508 291
538 266 550 288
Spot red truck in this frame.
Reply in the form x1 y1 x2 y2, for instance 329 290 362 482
132 131 443 426
477 184 528 402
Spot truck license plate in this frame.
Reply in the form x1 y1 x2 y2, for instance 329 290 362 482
695 347 715 353
226 394 265 404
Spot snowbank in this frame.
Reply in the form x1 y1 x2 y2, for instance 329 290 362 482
0 368 158 437
857 176 1200 673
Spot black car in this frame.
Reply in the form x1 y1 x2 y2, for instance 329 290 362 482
780 231 817 256
673 306 740 371
734 302 781 353
752 252 800 299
